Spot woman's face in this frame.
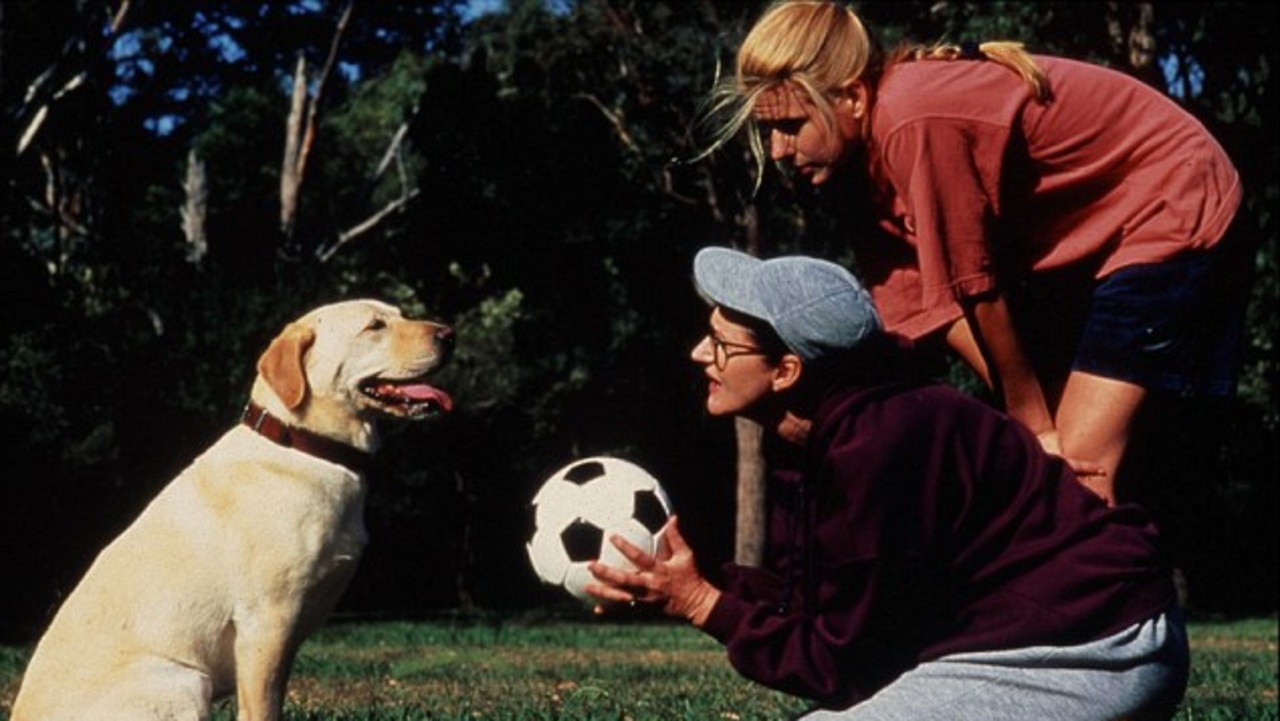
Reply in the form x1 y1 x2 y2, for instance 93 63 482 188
690 308 781 418
753 83 863 186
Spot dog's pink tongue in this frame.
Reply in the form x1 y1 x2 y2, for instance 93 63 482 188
383 383 454 411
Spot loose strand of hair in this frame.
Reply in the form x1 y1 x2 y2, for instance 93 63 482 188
693 77 778 190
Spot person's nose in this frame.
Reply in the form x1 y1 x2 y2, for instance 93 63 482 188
769 128 792 161
691 336 714 366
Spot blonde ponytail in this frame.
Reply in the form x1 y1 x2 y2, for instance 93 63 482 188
888 41 1052 102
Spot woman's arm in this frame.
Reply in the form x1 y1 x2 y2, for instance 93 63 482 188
954 293 1057 443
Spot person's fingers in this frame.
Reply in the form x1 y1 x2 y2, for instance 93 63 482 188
608 533 655 567
586 574 668 608
588 560 634 585
589 560 659 597
1036 431 1109 479
1066 458 1108 478
583 578 635 604
663 516 690 554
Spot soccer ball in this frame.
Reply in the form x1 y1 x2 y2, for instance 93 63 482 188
526 456 673 602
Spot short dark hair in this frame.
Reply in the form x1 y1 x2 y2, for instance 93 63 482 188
720 306 789 361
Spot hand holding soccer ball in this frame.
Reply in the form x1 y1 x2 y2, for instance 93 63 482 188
586 516 721 626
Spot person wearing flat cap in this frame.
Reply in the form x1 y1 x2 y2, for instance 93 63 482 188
586 247 1189 720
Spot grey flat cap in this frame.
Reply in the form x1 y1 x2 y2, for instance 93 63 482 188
694 247 882 363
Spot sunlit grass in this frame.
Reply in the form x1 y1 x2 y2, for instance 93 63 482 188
1181 618 1278 720
267 617 806 720
1 614 1274 720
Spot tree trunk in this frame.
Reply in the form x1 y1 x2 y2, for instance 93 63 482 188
279 1 353 248
734 416 766 566
180 149 208 265
733 200 766 566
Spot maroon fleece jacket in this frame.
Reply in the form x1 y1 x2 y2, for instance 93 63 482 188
701 380 1176 709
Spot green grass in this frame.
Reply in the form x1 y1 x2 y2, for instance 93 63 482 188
1180 618 1279 721
1 614 1274 719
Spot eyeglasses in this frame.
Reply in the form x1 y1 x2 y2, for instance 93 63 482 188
708 334 767 371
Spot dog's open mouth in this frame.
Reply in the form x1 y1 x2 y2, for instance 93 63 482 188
359 376 454 418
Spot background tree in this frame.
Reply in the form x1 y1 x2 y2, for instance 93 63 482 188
1 0 1274 641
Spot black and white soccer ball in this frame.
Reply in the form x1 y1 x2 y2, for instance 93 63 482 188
526 456 673 602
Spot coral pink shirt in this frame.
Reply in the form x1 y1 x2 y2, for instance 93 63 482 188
856 56 1241 339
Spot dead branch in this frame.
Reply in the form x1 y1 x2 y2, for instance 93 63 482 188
280 54 308 237
574 92 638 153
373 112 414 182
109 0 132 34
16 0 132 156
316 187 420 263
181 150 208 265
296 0 353 195
279 0 355 240
313 112 420 264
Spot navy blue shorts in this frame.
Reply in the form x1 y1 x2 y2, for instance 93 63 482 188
1073 246 1249 396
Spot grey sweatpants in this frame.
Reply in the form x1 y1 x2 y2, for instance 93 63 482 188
801 607 1188 721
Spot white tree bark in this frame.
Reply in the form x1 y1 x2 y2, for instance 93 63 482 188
180 150 208 265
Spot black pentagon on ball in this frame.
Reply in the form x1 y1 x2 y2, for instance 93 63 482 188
563 461 607 485
633 489 669 534
562 519 605 562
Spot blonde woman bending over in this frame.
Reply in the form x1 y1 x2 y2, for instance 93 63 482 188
707 1 1249 506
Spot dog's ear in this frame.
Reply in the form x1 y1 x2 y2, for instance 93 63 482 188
257 323 316 409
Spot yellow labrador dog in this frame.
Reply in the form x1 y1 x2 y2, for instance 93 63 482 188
12 299 453 721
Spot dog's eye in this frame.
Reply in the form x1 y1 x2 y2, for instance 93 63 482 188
364 318 387 332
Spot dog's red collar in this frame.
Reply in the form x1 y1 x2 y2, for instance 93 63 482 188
241 402 376 475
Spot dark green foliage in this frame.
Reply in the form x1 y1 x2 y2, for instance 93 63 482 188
0 1 1275 642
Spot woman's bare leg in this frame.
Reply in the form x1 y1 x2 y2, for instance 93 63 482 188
1055 371 1148 505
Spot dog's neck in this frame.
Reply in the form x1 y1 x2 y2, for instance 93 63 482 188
249 377 383 452
241 402 377 475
